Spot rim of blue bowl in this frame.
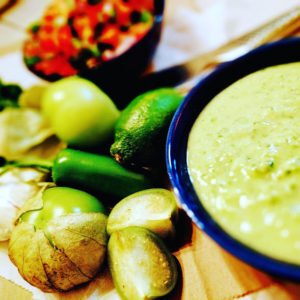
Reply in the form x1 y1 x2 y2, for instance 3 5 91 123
166 37 300 281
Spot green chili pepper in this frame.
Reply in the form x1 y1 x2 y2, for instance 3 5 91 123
52 148 154 199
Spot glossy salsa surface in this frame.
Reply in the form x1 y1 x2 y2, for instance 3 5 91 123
23 0 154 77
187 62 300 264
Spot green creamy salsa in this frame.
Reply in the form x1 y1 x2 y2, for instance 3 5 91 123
187 62 300 264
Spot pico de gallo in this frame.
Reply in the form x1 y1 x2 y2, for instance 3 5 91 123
23 0 155 78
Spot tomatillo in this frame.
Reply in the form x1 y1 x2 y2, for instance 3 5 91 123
21 186 107 229
41 76 120 147
9 186 108 292
107 189 178 240
108 227 178 300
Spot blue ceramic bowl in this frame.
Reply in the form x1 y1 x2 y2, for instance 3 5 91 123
166 37 300 281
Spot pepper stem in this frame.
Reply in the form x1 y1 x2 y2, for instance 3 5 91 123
0 156 53 175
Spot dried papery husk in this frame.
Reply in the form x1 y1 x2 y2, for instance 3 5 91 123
8 222 54 292
14 182 53 223
38 228 90 291
9 222 36 279
9 204 108 292
0 107 54 160
24 135 66 161
0 168 49 241
46 213 108 278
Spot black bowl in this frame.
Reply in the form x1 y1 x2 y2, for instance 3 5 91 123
24 0 164 108
166 37 300 281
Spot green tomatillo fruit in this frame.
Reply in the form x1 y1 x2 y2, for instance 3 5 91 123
21 186 107 229
107 189 178 240
41 76 120 147
108 226 178 300
9 186 108 292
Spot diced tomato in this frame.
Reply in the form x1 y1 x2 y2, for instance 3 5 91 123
43 24 54 34
44 14 54 23
99 25 119 47
115 1 131 25
126 0 154 12
38 28 59 54
73 15 93 43
86 3 105 27
74 0 87 12
24 40 41 57
35 56 78 76
58 26 78 57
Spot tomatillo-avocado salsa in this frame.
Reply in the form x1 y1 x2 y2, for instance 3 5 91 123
188 62 300 264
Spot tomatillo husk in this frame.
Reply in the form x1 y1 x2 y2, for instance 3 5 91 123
8 186 108 292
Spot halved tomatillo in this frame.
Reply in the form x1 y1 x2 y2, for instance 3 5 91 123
107 188 178 240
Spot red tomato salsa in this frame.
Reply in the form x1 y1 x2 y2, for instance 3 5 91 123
24 0 155 78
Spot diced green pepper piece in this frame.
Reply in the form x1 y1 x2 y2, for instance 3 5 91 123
24 56 41 67
141 10 153 23
31 24 41 34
